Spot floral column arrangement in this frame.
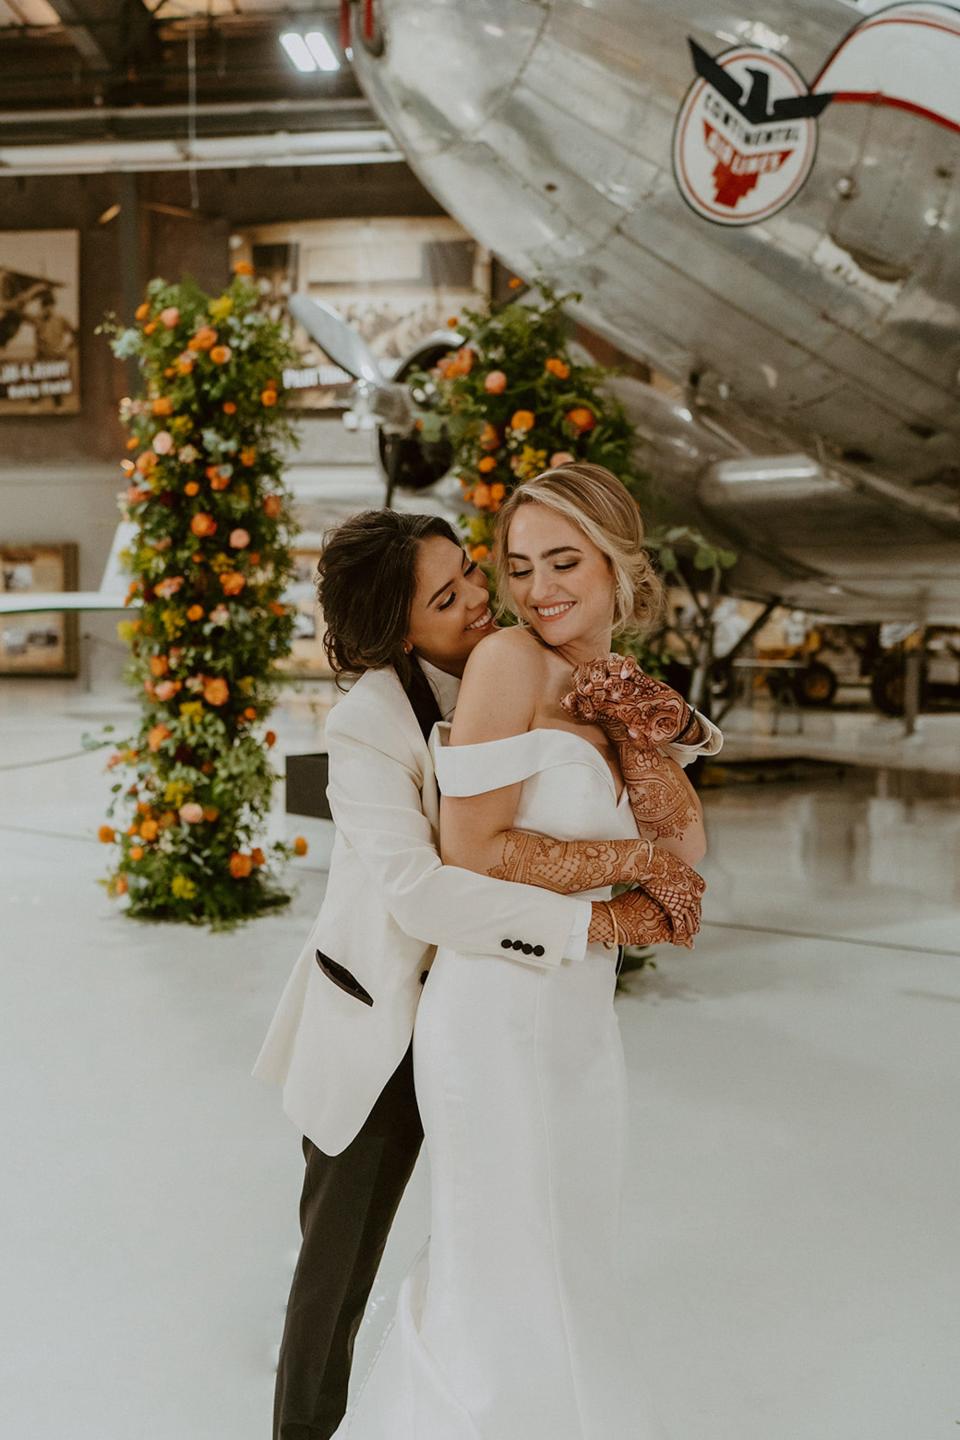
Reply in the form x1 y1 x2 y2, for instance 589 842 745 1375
412 281 645 564
96 267 307 926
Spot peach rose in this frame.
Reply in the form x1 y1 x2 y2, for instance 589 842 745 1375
179 802 204 824
152 430 174 455
483 370 507 395
159 307 180 329
229 528 250 549
478 423 500 452
190 513 217 538
549 451 576 467
154 680 181 701
147 724 171 752
566 406 596 434
203 677 229 706
208 605 230 625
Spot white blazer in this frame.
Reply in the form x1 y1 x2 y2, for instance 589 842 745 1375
253 666 586 1156
254 665 723 1156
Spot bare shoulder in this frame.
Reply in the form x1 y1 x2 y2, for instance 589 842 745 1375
450 626 547 744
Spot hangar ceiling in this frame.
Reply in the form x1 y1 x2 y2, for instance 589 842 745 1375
0 0 393 171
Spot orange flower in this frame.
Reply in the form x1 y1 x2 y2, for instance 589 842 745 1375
147 724 171 752
549 450 576 467
220 571 246 597
211 474 231 492
471 544 490 562
151 396 173 417
250 847 266 867
136 801 152 816
114 875 129 896
136 451 157 475
184 481 200 497
233 260 254 277
566 406 596 434
143 321 157 336
477 456 496 474
510 410 535 432
203 676 229 706
126 823 138 837
483 370 507 394
139 819 159 842
190 513 217 538
158 811 177 830
189 326 218 352
164 366 175 379
261 388 278 407
545 357 570 380
293 836 309 857
472 483 493 510
186 604 204 622
478 423 500 452
129 846 144 862
222 401 237 415
446 316 459 328
229 852 254 878
135 302 150 321
262 494 282 519
210 345 232 365
268 600 286 617
125 436 139 452
98 825 116 844
202 806 220 822
176 356 195 376
508 277 523 289
491 482 506 500
240 447 257 467
149 655 169 678
243 706 257 721
265 730 277 748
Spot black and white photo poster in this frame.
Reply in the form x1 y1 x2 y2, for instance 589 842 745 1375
0 229 80 414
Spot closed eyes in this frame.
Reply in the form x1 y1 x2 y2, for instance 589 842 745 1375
508 561 579 580
438 560 478 609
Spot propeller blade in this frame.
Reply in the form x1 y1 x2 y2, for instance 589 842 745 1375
288 295 386 386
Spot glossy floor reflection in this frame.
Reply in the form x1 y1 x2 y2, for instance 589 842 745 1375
1 684 958 1440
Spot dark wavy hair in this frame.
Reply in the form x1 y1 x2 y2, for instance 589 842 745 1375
317 509 460 739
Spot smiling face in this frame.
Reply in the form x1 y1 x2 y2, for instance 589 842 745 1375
504 503 616 661
405 535 494 675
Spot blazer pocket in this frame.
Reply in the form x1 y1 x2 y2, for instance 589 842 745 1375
315 949 374 1007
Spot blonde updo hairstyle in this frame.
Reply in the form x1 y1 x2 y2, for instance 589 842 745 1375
493 463 664 638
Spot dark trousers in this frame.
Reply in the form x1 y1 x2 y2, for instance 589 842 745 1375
273 1045 423 1440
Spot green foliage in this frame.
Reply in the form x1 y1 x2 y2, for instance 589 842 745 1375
409 281 647 560
95 269 309 928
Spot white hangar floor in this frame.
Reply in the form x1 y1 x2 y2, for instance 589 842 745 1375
1 681 958 1440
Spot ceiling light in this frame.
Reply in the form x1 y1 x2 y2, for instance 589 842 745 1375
304 31 341 72
280 32 318 73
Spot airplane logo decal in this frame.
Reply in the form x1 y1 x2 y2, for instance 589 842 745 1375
673 3 960 226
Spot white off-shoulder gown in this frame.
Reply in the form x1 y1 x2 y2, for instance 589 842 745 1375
333 727 666 1440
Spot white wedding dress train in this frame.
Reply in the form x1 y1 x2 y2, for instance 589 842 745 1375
334 727 666 1440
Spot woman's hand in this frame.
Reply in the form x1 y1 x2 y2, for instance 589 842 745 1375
588 881 701 950
632 845 705 945
561 653 691 748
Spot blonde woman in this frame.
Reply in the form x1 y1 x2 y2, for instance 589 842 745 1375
334 466 720 1439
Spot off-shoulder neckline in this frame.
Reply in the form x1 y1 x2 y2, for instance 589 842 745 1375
433 723 627 805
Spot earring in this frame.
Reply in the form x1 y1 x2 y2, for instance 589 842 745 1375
403 641 413 654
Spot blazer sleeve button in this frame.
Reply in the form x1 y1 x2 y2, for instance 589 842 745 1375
501 939 513 949
521 943 534 955
512 940 524 950
532 945 545 957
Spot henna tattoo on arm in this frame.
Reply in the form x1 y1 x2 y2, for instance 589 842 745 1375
489 829 705 945
616 741 702 844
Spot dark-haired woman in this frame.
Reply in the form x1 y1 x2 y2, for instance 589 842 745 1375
255 508 721 1440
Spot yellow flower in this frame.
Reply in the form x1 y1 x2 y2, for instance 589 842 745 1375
209 296 234 322
160 608 185 638
178 701 204 721
171 874 198 900
164 780 190 808
514 445 548 481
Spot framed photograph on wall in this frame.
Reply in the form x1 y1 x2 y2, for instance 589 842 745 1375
0 543 79 676
279 541 335 678
236 216 490 411
0 229 80 415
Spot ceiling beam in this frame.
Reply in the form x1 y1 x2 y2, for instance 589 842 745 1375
44 0 158 72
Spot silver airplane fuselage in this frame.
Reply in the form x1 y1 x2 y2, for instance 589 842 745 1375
349 0 960 621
